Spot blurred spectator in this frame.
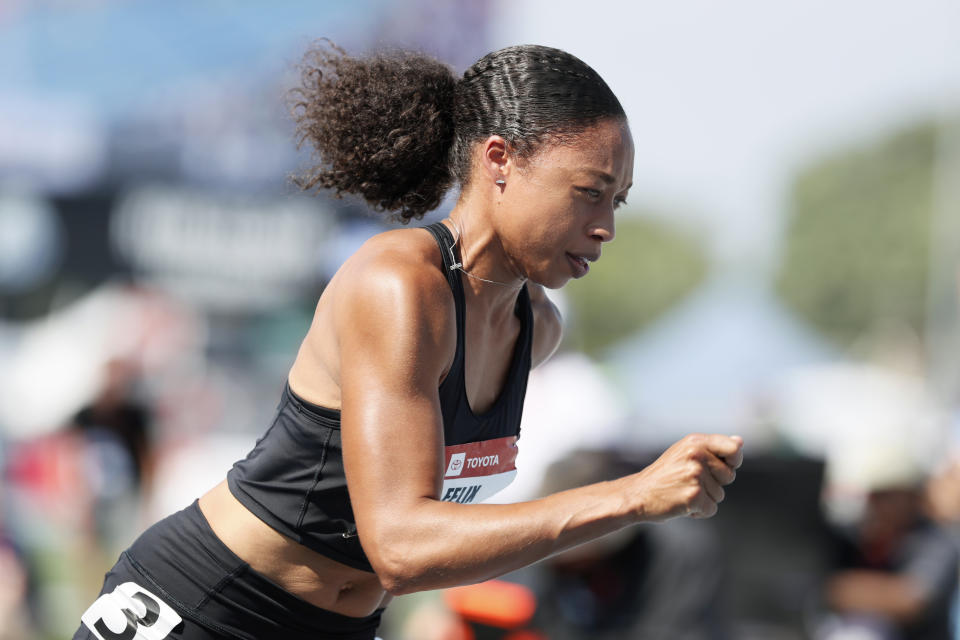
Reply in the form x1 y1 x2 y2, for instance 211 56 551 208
68 359 152 490
68 359 151 537
530 449 727 640
65 357 155 549
816 447 958 640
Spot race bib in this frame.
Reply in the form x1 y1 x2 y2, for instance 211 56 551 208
441 436 517 504
81 582 182 640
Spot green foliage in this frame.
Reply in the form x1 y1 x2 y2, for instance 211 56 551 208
775 122 938 347
563 212 708 356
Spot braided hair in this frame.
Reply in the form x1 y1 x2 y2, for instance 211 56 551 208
291 42 625 223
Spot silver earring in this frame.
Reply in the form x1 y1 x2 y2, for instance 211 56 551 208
495 179 505 186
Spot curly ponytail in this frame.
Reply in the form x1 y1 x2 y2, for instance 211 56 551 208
290 42 457 223
291 43 625 223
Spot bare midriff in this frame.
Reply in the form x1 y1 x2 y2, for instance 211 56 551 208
198 480 392 618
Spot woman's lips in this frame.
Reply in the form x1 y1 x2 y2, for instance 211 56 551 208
566 252 591 277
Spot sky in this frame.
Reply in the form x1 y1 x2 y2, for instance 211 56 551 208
2 0 958 272
494 0 960 269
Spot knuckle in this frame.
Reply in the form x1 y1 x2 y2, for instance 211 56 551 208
688 433 705 445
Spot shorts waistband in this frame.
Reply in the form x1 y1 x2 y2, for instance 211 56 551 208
127 500 383 639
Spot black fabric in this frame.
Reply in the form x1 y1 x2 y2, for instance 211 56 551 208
228 384 371 570
73 501 383 640
227 222 533 572
423 221 534 446
73 403 150 486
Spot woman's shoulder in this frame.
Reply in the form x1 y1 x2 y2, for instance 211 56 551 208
327 226 456 338
320 227 458 387
356 226 440 261
338 227 448 293
290 227 455 402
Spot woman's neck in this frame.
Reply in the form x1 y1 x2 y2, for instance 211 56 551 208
443 206 526 309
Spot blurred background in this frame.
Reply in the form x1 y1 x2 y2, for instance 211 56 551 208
2 1 959 638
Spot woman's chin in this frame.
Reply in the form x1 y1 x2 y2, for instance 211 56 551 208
533 273 571 290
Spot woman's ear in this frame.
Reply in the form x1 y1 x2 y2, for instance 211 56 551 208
480 135 512 184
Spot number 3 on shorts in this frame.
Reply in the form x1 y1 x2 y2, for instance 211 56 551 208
81 582 182 640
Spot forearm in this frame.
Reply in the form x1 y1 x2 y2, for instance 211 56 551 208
357 433 743 594
364 476 636 594
826 570 927 622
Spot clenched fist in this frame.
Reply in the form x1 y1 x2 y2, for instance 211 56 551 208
627 434 743 522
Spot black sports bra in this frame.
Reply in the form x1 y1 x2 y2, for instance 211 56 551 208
226 222 533 572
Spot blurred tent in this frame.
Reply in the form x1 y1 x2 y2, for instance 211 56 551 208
606 275 839 447
776 363 944 464
774 362 946 523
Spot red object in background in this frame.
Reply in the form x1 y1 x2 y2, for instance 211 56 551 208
6 432 86 499
4 431 93 530
444 580 546 640
502 632 547 640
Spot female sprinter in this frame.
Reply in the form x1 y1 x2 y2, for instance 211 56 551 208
75 43 743 640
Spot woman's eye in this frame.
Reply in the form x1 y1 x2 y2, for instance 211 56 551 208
614 198 627 210
579 188 602 199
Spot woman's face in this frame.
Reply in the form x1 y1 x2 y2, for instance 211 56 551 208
494 118 634 289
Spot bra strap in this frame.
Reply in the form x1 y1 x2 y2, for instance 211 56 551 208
423 222 464 298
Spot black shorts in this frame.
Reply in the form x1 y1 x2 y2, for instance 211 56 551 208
73 500 383 640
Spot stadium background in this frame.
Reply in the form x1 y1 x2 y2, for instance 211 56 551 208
1 1 959 638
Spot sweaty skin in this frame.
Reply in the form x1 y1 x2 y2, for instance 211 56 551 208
199 119 743 617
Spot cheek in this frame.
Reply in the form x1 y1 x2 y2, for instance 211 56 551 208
510 215 568 257
497 187 581 262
